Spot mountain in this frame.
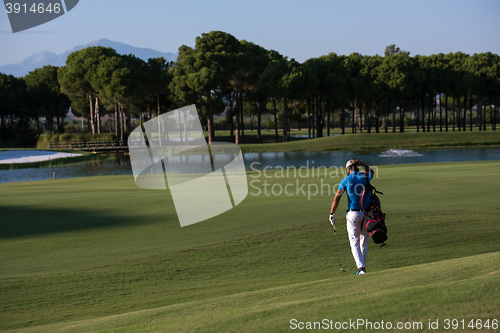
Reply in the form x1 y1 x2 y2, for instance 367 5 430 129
0 38 177 77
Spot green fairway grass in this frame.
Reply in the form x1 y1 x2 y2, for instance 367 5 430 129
7 252 498 333
1 161 499 332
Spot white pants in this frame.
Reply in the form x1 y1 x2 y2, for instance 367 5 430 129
346 211 368 269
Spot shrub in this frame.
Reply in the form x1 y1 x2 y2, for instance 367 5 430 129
264 119 275 129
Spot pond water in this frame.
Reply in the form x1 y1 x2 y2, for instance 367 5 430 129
1 147 499 184
244 147 500 170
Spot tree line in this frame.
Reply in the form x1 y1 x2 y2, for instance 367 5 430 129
1 31 499 146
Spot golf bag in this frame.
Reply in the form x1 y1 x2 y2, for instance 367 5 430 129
361 173 387 246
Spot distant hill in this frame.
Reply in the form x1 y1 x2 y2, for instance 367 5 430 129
0 38 177 77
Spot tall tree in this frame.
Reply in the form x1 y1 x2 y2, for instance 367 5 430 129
91 55 129 138
238 41 268 142
228 40 267 144
281 59 306 142
171 31 239 144
25 65 70 134
58 46 119 134
464 52 500 131
147 57 173 144
121 54 148 135
378 55 408 132
360 55 384 133
259 50 288 142
330 55 350 134
0 73 28 139
302 57 322 136
345 53 363 133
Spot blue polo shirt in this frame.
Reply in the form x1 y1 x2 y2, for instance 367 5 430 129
338 171 372 210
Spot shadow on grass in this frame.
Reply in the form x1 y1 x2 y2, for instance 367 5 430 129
0 205 158 239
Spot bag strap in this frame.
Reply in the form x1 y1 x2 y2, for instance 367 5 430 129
361 186 367 211
361 172 371 211
363 171 383 195
361 172 383 211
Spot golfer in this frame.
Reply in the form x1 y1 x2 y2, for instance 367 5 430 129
329 158 374 275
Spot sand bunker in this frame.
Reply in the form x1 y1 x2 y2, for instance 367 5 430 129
0 150 82 164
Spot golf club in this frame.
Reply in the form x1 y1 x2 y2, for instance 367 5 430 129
333 224 347 272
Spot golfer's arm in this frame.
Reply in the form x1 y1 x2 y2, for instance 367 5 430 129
330 189 343 214
358 160 374 176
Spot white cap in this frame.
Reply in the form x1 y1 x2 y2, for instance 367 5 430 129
346 159 355 169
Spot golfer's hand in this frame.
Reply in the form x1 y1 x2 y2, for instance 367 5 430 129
329 213 336 226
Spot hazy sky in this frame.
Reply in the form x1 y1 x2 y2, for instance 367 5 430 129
1 0 499 67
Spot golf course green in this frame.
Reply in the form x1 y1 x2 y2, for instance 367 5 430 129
1 161 499 332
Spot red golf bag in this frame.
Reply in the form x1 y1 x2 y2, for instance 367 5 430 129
361 173 387 246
